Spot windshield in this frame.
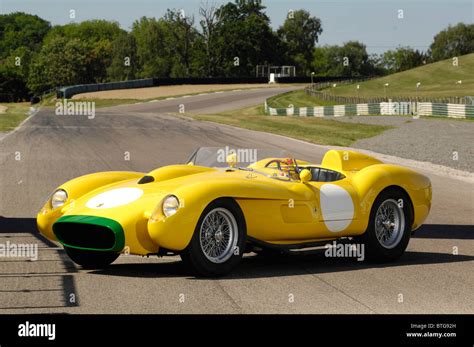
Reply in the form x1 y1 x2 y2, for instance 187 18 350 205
187 146 291 168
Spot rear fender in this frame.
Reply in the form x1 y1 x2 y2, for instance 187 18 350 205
350 164 431 232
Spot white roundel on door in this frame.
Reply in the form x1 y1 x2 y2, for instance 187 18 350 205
319 184 354 232
86 188 144 209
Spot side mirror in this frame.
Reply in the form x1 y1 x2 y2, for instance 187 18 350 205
299 169 312 183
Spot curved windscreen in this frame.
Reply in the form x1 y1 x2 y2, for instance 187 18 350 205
186 146 291 168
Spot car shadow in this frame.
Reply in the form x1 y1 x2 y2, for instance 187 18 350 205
87 249 474 280
0 216 38 233
0 216 80 310
413 224 474 240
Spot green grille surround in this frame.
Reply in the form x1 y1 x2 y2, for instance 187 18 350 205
53 215 125 252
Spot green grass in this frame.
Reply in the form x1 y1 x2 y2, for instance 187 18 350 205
267 89 338 108
328 53 474 99
42 97 142 108
68 98 142 108
184 105 392 147
0 102 30 132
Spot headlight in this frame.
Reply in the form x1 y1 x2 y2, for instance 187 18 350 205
51 189 68 209
162 195 179 217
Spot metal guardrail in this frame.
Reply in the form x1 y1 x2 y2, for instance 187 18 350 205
58 79 154 99
55 76 370 99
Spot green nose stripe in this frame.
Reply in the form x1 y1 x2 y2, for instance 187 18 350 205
53 215 125 252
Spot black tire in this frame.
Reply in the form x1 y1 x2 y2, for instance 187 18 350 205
64 247 120 269
180 198 246 277
360 187 413 262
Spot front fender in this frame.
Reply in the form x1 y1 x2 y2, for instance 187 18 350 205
37 171 144 241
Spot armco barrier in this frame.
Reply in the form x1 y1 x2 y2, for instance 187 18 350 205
58 79 154 99
265 101 474 119
57 77 269 99
57 76 366 99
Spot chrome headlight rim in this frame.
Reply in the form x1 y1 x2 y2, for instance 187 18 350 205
162 195 180 217
51 189 68 210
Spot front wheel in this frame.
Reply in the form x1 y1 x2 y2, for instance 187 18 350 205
360 188 413 262
180 199 246 277
64 247 120 269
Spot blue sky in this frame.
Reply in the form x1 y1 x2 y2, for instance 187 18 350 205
2 0 473 54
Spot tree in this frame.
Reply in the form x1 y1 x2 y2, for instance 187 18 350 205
0 12 51 59
42 20 124 45
0 47 33 101
213 0 281 77
381 47 426 73
131 17 173 78
107 33 138 81
338 41 374 76
163 9 201 77
41 20 124 83
429 23 474 61
199 2 223 77
27 37 94 94
278 10 322 76
0 12 50 100
312 45 338 76
312 42 379 77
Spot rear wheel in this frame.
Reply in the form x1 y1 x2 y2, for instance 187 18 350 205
64 247 119 269
361 188 413 262
180 199 246 277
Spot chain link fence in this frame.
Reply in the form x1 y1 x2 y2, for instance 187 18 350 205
306 83 471 105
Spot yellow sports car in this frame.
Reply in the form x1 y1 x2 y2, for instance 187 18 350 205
37 147 431 277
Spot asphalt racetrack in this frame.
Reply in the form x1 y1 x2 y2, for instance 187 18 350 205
0 87 473 313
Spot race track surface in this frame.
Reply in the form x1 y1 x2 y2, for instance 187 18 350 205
0 87 473 313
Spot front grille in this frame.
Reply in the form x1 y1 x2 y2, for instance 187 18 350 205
53 222 116 250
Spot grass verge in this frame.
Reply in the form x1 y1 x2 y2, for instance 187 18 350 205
328 53 474 99
266 89 338 108
0 102 31 132
183 105 392 147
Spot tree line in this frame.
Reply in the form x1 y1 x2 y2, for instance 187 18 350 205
1 0 473 101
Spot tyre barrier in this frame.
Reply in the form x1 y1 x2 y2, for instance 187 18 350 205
264 101 474 119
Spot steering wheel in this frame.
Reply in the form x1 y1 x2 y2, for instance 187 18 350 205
264 159 284 170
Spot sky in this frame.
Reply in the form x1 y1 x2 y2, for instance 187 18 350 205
1 0 473 54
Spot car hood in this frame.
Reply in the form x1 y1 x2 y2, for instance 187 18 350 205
58 164 306 220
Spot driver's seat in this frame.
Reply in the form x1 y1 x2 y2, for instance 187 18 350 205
309 167 344 182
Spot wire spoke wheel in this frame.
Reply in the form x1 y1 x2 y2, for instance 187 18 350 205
374 199 405 249
199 207 238 264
